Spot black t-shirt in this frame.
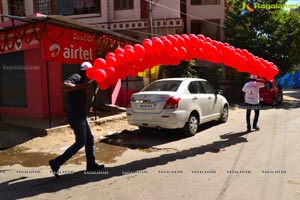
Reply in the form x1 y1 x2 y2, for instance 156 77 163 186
65 73 88 118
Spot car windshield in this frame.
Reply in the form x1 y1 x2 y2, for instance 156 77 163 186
142 80 182 92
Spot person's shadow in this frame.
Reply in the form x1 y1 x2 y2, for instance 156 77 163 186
0 130 253 200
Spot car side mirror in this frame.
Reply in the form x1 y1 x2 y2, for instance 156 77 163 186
216 89 222 95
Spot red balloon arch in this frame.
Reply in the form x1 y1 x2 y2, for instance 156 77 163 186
86 34 279 90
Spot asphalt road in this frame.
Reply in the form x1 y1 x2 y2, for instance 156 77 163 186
1 90 300 200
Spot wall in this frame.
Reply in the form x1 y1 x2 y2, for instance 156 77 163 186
186 0 225 40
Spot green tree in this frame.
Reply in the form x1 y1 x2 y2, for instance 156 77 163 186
163 60 198 78
225 0 300 76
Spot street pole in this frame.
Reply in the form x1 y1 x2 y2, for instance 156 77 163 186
148 0 153 83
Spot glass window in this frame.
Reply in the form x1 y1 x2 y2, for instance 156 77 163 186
191 19 221 40
49 0 100 16
142 80 182 92
191 0 220 5
8 0 25 16
188 81 205 94
200 81 215 94
35 0 51 15
114 0 134 10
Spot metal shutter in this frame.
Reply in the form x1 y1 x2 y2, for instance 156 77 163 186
0 51 27 107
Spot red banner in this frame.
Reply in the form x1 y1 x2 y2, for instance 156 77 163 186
43 25 96 64
0 24 41 54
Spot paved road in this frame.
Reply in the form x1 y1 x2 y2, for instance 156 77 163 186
1 90 300 200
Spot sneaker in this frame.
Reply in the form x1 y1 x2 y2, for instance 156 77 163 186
86 163 105 172
49 159 60 178
246 125 251 132
253 126 260 130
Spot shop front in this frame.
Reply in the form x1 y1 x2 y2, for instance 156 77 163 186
0 15 138 120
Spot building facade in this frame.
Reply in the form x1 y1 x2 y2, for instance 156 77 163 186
0 0 226 120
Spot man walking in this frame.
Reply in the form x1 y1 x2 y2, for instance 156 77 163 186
49 62 104 177
242 75 265 132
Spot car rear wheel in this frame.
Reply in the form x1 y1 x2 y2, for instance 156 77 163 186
219 105 228 123
182 113 199 136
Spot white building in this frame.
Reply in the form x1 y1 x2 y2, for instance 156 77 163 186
0 0 184 40
0 0 225 40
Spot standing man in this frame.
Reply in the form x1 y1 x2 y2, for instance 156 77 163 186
49 62 104 177
242 75 265 132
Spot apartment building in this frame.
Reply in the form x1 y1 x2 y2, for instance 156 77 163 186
181 0 225 41
0 0 183 40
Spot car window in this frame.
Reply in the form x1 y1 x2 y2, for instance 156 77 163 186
188 81 205 94
200 81 215 94
263 82 272 89
142 80 182 92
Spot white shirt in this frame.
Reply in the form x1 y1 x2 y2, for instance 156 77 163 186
242 81 265 104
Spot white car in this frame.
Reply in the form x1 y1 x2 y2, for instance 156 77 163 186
126 78 229 136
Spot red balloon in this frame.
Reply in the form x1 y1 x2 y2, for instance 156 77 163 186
178 47 187 60
197 34 205 41
105 53 115 60
106 56 117 67
161 38 172 51
124 48 135 62
133 44 145 58
115 53 125 65
181 34 191 49
86 67 95 80
124 44 133 50
167 35 178 47
152 37 164 53
174 35 185 48
106 66 116 78
189 34 199 47
94 68 107 82
93 58 106 69
97 80 110 90
167 47 178 57
142 40 153 55
114 48 125 55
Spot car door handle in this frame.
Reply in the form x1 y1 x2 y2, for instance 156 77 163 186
208 97 212 100
193 96 198 100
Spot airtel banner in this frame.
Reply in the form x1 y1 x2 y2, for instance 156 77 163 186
43 25 96 64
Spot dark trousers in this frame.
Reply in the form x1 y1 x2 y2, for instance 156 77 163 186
246 103 260 128
54 117 95 167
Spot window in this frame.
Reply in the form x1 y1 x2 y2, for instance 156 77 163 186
200 81 215 94
35 0 51 15
188 81 205 94
142 80 182 92
191 0 220 5
47 0 100 16
191 19 221 40
8 0 25 16
114 0 134 10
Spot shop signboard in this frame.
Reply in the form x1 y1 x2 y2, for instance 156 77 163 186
43 25 96 64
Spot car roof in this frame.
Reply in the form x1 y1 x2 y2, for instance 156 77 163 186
154 77 207 82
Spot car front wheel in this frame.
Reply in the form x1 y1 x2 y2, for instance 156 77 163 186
219 105 229 123
182 113 199 137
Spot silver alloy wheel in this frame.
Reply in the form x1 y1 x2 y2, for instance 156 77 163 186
219 106 228 123
188 115 198 135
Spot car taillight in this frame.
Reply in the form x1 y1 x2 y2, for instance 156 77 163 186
164 96 181 109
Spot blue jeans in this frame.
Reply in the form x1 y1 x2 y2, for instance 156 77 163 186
54 117 96 167
246 103 260 128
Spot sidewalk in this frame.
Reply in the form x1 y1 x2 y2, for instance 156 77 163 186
0 105 127 134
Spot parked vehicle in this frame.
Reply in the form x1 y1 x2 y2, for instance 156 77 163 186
126 78 229 136
259 79 283 107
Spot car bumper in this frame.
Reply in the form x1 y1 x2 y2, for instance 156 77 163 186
126 110 188 129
